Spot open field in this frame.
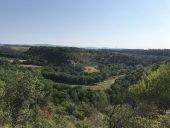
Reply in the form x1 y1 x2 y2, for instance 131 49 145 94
0 45 30 53
7 45 30 52
18 64 42 68
69 76 120 90
84 76 121 90
84 66 99 73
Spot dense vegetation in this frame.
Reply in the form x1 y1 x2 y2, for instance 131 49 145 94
0 45 170 128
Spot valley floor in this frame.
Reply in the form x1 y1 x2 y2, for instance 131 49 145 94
69 76 120 90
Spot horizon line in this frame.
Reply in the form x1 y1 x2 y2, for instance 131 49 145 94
0 42 169 50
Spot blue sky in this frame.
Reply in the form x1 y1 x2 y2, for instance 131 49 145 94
0 0 170 49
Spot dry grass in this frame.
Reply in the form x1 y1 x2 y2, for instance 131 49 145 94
8 46 30 52
70 76 120 90
84 66 99 73
84 76 117 90
18 64 42 68
8 59 27 63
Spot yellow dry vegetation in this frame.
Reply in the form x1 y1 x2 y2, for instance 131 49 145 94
84 76 117 90
84 66 99 73
70 76 121 90
18 64 42 68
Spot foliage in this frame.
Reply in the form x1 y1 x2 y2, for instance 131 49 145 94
0 46 170 127
129 62 170 108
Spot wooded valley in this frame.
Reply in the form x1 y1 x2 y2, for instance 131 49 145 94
0 45 170 128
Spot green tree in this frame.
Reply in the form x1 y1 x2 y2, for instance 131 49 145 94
129 62 170 109
3 72 45 127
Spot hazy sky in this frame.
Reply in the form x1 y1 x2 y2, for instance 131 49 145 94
0 0 170 49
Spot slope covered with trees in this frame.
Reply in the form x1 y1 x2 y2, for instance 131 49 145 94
0 45 170 127
22 46 170 85
129 61 170 109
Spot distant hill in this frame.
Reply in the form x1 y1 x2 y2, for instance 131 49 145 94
25 46 170 66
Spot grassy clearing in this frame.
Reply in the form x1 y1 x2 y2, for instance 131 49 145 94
69 76 119 90
2 57 41 68
84 76 117 90
6 45 30 52
84 66 99 73
18 64 42 68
